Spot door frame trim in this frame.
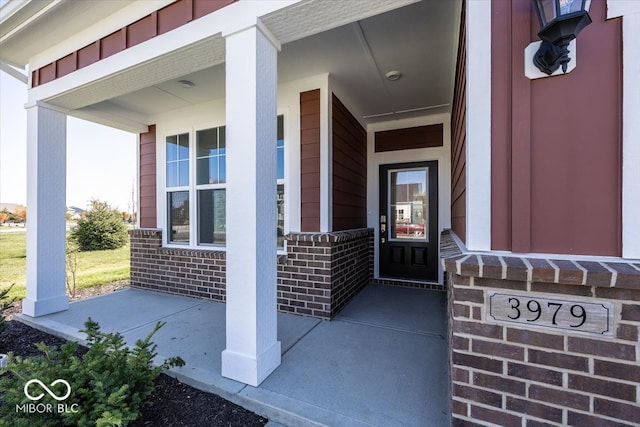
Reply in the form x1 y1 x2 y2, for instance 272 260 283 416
365 115 453 285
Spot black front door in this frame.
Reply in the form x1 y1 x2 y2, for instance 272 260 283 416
379 161 438 281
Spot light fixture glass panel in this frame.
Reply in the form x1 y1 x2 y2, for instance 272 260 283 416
559 0 578 15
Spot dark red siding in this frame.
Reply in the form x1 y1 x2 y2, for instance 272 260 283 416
374 124 443 152
451 2 466 243
332 94 367 231
139 125 157 228
491 0 621 256
300 89 321 232
127 14 158 48
31 0 236 87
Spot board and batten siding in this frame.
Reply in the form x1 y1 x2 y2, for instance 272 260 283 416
451 1 467 244
300 89 321 232
490 0 621 256
139 125 156 228
332 94 367 231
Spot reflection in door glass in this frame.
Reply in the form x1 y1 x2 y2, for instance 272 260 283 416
390 169 428 240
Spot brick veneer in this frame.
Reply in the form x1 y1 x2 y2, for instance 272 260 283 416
282 229 373 318
441 230 640 426
129 228 373 319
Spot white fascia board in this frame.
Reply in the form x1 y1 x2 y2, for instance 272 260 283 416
0 0 31 23
0 0 62 43
465 0 492 251
0 60 27 83
69 106 148 134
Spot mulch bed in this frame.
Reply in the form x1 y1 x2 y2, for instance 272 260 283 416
1 320 268 427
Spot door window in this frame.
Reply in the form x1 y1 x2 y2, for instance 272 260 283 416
389 168 428 241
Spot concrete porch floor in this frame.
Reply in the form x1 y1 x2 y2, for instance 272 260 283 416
15 284 450 427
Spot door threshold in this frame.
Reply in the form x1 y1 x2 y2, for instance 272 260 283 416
371 277 445 291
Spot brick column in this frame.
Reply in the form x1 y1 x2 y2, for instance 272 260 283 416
442 231 640 426
221 19 281 387
22 102 69 317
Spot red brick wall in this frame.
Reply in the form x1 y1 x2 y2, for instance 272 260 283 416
444 241 640 426
280 229 372 318
129 228 373 319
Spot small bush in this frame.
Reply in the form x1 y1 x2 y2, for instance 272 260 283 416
0 318 185 427
72 200 128 251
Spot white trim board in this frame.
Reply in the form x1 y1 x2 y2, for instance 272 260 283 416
465 0 492 251
607 1 640 259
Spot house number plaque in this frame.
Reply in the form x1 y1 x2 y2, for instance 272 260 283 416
488 291 613 336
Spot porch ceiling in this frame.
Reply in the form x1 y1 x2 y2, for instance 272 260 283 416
15 0 460 130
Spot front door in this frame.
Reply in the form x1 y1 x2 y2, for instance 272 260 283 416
379 161 438 281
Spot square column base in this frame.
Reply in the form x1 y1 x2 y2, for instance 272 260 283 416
221 341 281 387
22 295 69 317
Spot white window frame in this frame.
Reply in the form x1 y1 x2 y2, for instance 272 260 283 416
160 115 287 252
195 125 227 247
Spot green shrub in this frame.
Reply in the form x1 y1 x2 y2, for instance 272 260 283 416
0 318 185 427
72 200 128 251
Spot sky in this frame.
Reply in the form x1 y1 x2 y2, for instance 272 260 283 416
0 71 137 212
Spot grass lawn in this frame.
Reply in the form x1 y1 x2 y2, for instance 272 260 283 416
0 229 130 301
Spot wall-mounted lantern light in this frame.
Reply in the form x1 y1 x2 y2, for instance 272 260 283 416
533 0 592 75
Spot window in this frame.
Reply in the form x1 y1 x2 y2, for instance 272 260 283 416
166 133 189 243
277 116 285 248
164 116 285 248
197 127 226 245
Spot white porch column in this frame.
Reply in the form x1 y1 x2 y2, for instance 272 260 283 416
22 102 69 317
221 20 281 387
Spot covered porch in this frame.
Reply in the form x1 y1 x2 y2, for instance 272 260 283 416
8 0 460 387
16 284 449 426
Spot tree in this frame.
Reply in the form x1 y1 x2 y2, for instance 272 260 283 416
72 200 129 251
13 205 26 222
0 211 8 224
